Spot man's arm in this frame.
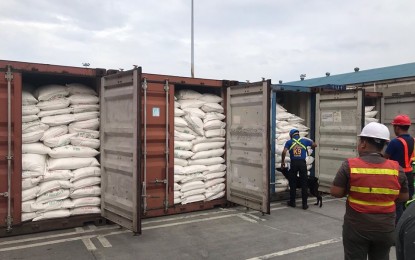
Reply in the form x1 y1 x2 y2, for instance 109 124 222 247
311 141 318 149
397 192 409 202
330 186 346 198
281 147 288 168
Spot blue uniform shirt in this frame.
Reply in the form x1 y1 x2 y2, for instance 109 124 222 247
385 134 414 171
284 137 313 160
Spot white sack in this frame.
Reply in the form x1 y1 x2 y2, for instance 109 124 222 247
70 186 101 199
174 158 188 167
36 189 70 203
68 94 99 105
174 198 182 204
175 126 199 136
205 178 226 188
182 108 206 118
35 84 69 101
32 209 71 221
181 165 208 175
175 108 185 117
22 186 40 202
66 83 97 96
191 137 225 145
49 145 99 158
22 154 46 175
22 212 37 222
38 180 73 196
192 142 225 152
71 104 100 113
69 118 100 130
184 114 204 136
203 112 226 123
22 143 51 154
36 99 70 111
365 111 378 118
179 173 206 184
287 116 304 123
276 104 287 112
43 170 73 182
174 130 195 141
205 129 226 138
181 194 205 204
37 108 72 118
73 111 100 122
22 130 44 144
191 149 225 160
174 191 182 199
72 197 101 207
180 181 205 192
365 106 375 112
176 89 202 100
179 99 206 109
72 177 101 190
205 191 225 201
31 199 74 213
365 117 379 125
47 157 100 170
306 156 315 165
174 141 193 151
22 91 38 105
174 183 182 191
68 126 100 139
199 93 223 103
174 117 188 127
174 165 184 174
181 188 206 198
22 177 42 190
174 175 186 183
189 157 225 166
71 137 100 149
174 101 180 108
201 103 224 113
71 167 101 182
41 125 68 141
22 115 39 123
205 183 226 196
41 114 75 126
174 150 194 159
204 164 227 174
44 133 77 148
276 112 293 120
22 105 40 116
204 171 226 181
22 121 49 134
71 206 101 215
22 200 36 213
203 120 226 131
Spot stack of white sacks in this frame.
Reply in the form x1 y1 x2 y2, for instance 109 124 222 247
274 104 314 193
365 106 379 125
21 83 101 222
174 90 226 205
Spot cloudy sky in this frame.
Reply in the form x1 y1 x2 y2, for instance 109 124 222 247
1 0 414 83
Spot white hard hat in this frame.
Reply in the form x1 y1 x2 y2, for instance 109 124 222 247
358 122 390 141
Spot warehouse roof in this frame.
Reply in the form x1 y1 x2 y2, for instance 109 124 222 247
283 62 415 87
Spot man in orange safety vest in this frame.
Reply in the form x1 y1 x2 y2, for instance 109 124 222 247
331 122 409 260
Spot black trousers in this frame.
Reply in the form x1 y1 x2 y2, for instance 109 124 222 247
288 159 308 206
395 201 415 260
396 172 414 223
343 222 394 260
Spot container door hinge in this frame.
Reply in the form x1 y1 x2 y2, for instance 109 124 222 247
5 155 13 160
5 216 13 232
5 67 13 82
164 80 169 91
0 192 9 197
152 178 167 184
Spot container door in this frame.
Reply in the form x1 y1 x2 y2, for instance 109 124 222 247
380 84 415 137
315 89 364 192
100 69 141 233
226 80 271 214
0 67 22 228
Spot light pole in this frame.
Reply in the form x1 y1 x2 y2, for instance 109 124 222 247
191 0 194 78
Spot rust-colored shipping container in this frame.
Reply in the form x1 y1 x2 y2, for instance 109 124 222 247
0 60 272 237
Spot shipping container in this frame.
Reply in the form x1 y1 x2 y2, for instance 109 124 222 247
0 60 273 237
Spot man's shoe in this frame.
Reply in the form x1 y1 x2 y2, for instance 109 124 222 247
287 201 296 208
302 205 309 210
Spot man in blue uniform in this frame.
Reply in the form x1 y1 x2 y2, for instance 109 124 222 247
384 114 414 222
281 129 317 209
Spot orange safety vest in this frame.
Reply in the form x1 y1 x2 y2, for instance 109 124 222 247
396 137 415 172
347 157 401 213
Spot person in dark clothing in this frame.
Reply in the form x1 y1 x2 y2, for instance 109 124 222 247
331 122 409 260
396 199 415 260
281 128 317 210
384 114 414 223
